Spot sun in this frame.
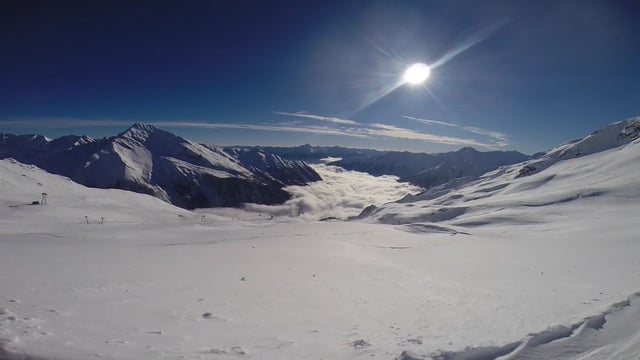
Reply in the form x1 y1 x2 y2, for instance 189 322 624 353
403 63 431 85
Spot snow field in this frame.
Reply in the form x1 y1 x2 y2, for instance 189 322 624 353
1 125 640 360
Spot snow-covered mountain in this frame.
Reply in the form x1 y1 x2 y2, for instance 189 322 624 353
223 146 321 186
250 144 529 189
0 123 321 209
357 116 640 226
334 147 529 188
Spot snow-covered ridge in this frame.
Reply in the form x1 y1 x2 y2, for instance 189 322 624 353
0 123 321 209
517 116 640 177
358 117 640 227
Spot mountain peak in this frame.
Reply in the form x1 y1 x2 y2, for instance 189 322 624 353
128 122 158 133
457 147 479 153
116 123 162 143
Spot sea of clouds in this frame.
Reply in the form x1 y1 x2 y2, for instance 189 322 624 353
241 164 423 220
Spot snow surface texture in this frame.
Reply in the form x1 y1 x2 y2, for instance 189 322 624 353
1 118 640 359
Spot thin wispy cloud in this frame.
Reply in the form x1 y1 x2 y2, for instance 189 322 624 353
155 122 371 139
463 126 508 142
273 111 359 125
0 114 505 148
368 123 494 147
402 116 457 128
0 118 371 139
0 118 133 128
271 112 500 147
402 115 509 145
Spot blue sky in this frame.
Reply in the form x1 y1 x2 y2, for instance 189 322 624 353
1 0 639 154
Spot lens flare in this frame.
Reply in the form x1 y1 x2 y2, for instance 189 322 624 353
403 63 431 85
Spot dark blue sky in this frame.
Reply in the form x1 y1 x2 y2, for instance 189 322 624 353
1 0 639 153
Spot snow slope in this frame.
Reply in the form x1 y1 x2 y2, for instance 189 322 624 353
1 118 640 360
362 117 640 227
516 116 640 177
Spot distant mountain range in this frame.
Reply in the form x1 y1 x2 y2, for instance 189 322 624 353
0 123 321 209
243 145 530 189
1 123 563 210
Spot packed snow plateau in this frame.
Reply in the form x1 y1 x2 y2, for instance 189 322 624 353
1 120 639 360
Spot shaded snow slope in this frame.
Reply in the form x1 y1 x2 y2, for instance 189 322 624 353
1 144 639 360
0 124 321 209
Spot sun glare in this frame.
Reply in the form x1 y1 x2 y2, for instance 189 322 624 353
403 63 431 85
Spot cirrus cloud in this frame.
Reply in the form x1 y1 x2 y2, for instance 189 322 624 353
0 112 509 148
402 115 509 145
272 111 359 125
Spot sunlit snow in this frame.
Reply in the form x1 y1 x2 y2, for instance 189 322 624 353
1 118 640 360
